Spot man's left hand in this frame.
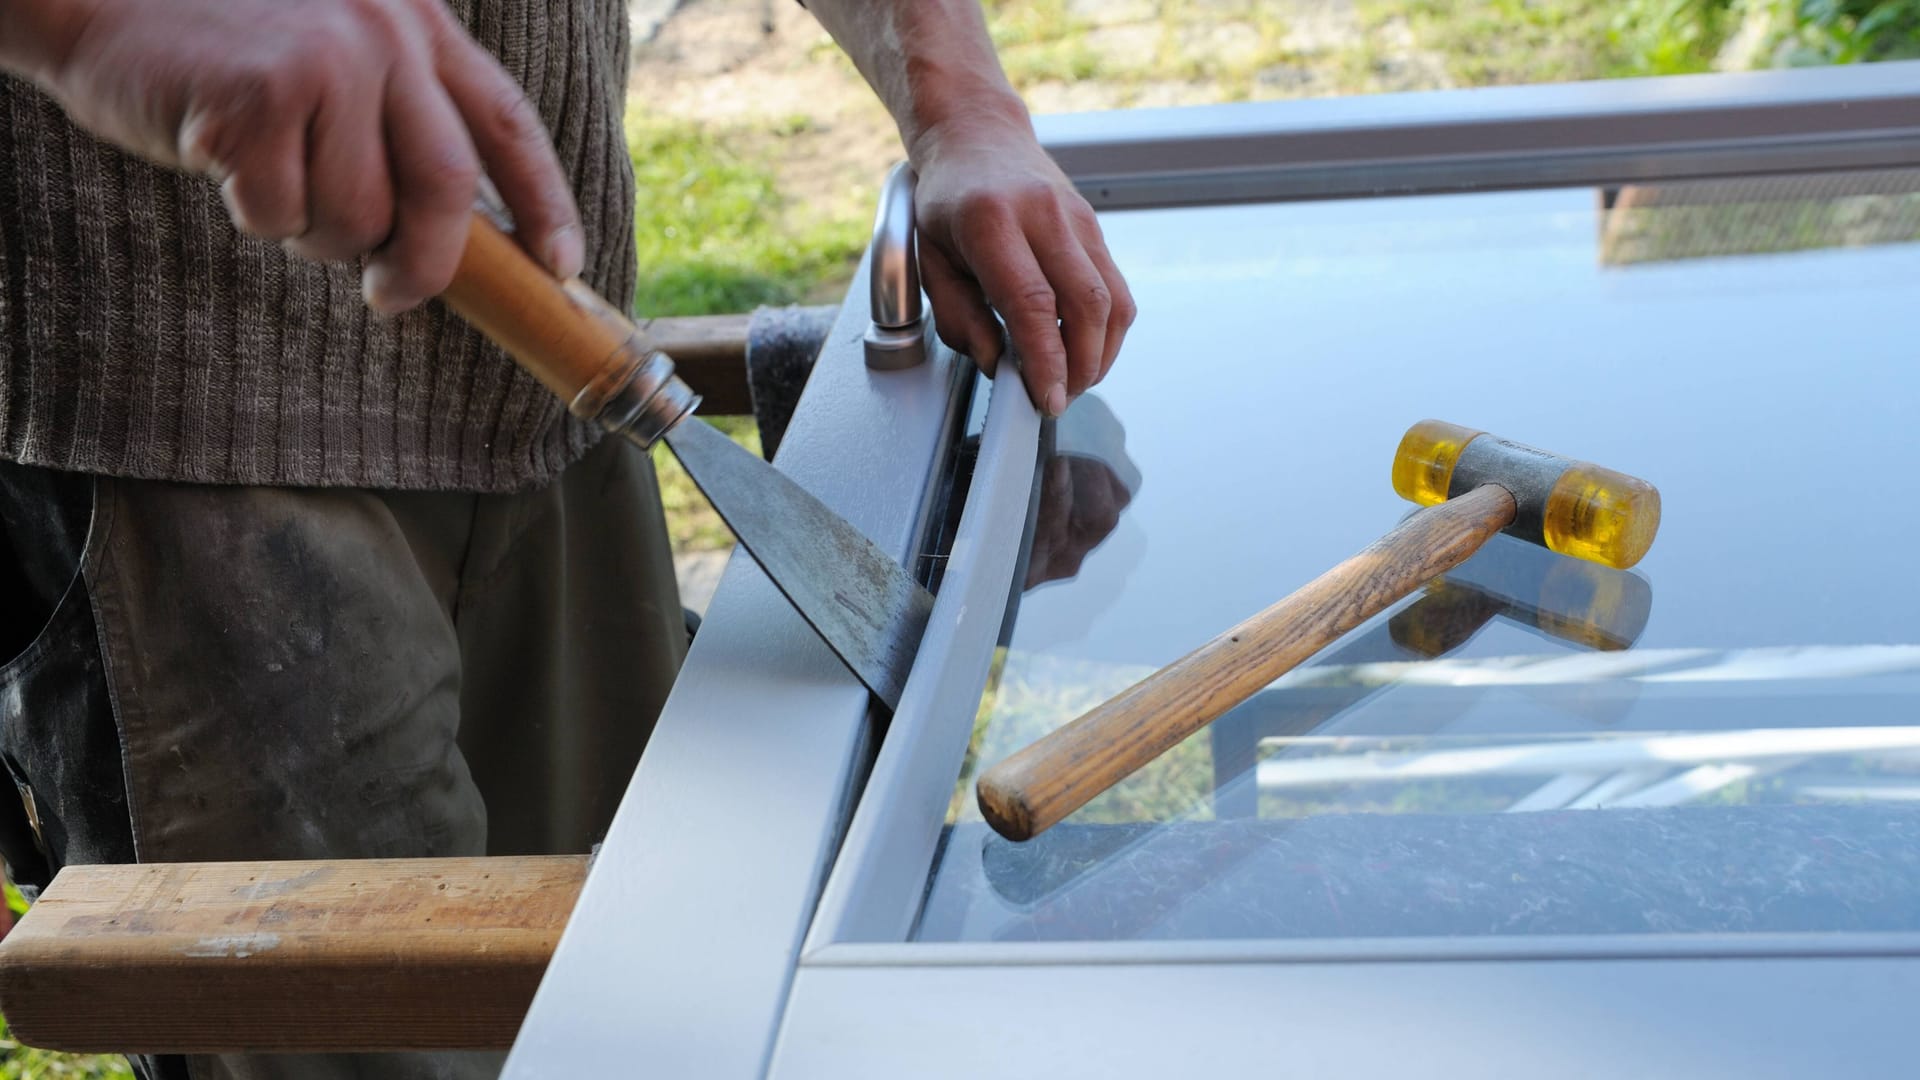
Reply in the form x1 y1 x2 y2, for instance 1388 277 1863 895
911 119 1135 417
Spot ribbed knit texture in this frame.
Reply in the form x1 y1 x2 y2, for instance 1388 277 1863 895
0 0 636 492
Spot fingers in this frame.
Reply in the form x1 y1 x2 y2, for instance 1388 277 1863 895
285 74 393 263
363 62 481 312
956 208 1070 416
920 243 1002 374
1076 220 1137 384
1029 218 1110 402
215 132 310 241
179 62 315 240
928 176 1135 417
434 19 581 278
161 0 565 309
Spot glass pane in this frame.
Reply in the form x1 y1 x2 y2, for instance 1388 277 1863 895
916 169 1920 943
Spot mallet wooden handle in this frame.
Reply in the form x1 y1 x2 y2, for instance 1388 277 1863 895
976 483 1519 841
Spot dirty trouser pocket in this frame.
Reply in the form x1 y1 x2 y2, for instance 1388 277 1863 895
0 468 135 891
0 466 180 1080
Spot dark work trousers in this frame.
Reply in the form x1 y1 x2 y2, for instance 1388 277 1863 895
0 435 688 1080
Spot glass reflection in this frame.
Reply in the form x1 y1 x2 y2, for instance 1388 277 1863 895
1021 394 1142 593
1205 532 1655 815
917 169 1920 944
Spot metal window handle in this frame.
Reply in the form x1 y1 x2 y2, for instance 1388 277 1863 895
864 162 929 370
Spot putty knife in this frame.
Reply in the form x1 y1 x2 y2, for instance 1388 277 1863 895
442 214 932 710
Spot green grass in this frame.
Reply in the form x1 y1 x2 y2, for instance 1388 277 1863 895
951 652 1219 825
654 416 762 552
1361 0 1920 86
984 0 1107 82
1355 0 1636 85
983 0 1299 102
627 115 867 318
0 1017 133 1080
626 115 866 552
1612 0 1748 75
2 883 133 1079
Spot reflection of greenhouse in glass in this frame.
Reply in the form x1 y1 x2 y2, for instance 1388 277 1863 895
1598 168 1920 264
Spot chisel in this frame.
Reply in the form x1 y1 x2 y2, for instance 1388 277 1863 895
442 214 931 710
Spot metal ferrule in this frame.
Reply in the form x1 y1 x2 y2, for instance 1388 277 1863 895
569 344 702 450
1446 434 1569 548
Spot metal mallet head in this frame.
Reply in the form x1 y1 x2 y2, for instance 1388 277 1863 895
1391 420 1662 570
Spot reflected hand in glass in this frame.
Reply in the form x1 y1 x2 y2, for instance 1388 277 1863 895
1024 394 1141 592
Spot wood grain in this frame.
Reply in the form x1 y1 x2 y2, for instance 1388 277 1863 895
976 484 1519 841
0 855 587 1053
447 216 831 415
644 312 755 414
444 215 636 403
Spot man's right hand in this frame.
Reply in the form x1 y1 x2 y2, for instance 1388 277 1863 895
0 0 581 312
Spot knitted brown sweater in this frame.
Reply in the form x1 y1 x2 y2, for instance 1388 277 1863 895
0 0 635 492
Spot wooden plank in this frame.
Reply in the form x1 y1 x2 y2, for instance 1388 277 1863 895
646 313 755 415
0 855 587 1053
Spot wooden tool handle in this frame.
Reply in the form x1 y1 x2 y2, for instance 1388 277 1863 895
442 214 642 404
975 483 1519 841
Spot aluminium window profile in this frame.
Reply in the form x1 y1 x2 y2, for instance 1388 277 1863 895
1039 60 1920 209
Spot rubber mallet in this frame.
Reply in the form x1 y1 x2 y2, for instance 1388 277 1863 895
975 420 1662 842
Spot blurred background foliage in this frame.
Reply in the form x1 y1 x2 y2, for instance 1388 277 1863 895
1616 0 1920 72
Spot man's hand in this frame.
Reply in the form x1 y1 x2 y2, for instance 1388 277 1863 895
801 0 1136 416
0 0 581 312
912 116 1134 418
